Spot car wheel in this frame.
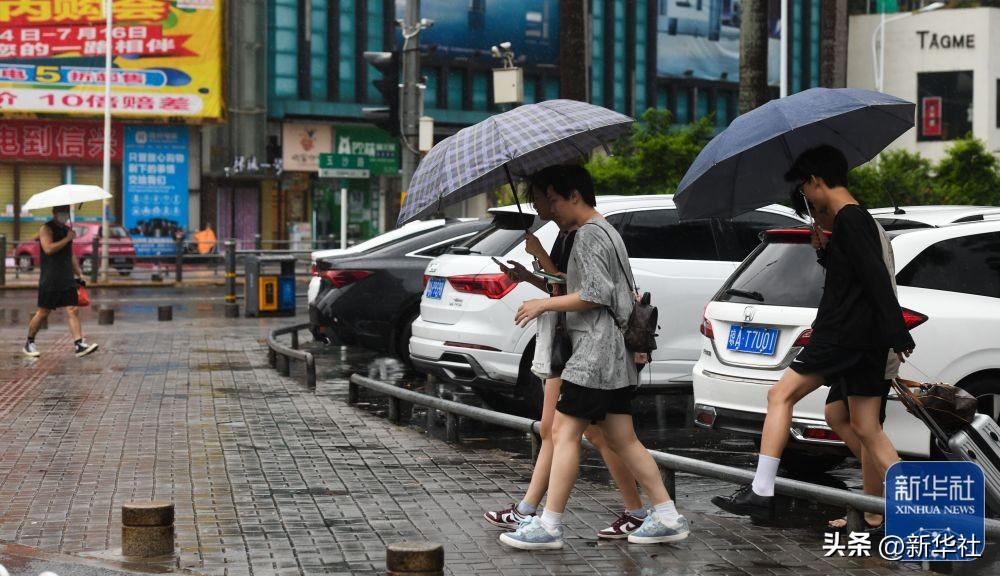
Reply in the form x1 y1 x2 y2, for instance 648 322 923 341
81 256 95 277
17 254 33 272
958 373 1000 422
779 449 846 474
393 308 420 367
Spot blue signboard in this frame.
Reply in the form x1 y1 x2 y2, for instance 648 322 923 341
656 0 779 85
123 126 189 257
884 461 985 562
397 0 559 65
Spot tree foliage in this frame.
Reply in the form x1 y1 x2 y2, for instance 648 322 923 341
586 109 715 196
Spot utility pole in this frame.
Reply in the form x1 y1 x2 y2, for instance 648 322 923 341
400 0 421 192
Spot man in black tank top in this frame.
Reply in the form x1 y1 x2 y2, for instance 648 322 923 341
23 205 98 358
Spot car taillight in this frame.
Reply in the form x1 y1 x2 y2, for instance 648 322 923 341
448 273 516 299
423 275 430 286
902 308 928 330
310 262 318 276
793 329 813 347
699 307 714 340
801 426 842 442
320 269 373 288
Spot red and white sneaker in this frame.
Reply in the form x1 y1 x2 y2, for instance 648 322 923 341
597 511 646 539
484 504 535 529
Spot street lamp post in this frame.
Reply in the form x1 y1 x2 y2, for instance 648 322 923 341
100 0 113 283
871 2 944 93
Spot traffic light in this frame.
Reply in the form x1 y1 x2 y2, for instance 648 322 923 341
363 51 401 137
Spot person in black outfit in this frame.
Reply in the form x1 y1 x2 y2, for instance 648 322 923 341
713 146 915 521
23 205 98 358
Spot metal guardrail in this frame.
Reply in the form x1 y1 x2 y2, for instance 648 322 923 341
266 322 316 389
347 373 1000 539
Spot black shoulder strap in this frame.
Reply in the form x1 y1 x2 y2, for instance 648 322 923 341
583 222 635 294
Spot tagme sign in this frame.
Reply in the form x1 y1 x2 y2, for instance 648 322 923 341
318 153 369 179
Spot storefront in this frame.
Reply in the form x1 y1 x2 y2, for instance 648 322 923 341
847 7 1000 161
281 122 400 247
0 119 122 243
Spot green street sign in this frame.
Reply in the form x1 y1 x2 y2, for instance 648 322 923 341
334 126 400 176
318 153 370 179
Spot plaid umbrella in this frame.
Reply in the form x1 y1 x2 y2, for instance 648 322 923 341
398 99 633 225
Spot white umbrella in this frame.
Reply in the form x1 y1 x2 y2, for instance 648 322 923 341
21 184 111 211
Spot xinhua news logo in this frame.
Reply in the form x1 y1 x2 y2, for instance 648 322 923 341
823 461 986 561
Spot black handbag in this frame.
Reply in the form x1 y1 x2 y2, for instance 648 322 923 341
585 224 659 354
550 312 573 373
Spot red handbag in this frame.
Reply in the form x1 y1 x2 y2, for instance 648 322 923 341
77 285 91 307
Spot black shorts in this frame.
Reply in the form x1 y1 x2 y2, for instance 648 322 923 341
38 288 78 310
790 342 889 397
826 379 889 423
556 381 635 424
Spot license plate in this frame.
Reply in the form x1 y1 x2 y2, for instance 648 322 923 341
425 276 445 300
113 257 127 264
726 325 779 356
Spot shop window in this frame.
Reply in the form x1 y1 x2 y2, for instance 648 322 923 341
697 90 709 120
917 71 973 142
472 72 488 111
446 70 463 110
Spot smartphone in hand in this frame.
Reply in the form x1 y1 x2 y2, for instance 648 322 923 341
491 256 511 272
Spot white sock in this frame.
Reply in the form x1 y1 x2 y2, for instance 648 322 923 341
652 501 680 524
516 500 536 515
751 454 781 497
539 509 562 531
627 507 647 519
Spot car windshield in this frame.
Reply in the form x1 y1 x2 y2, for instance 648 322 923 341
717 235 826 308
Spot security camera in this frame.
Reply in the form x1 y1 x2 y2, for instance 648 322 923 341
499 41 512 51
420 18 435 28
491 45 501 58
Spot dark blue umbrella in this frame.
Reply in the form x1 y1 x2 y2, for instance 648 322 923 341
674 88 915 220
397 99 633 225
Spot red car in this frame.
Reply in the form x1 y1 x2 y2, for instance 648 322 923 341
14 222 136 276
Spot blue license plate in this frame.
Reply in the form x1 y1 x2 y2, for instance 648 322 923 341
726 325 779 356
425 276 445 300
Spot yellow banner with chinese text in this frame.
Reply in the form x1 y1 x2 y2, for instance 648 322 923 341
0 0 224 121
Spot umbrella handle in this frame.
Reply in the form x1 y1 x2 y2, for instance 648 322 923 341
502 164 528 232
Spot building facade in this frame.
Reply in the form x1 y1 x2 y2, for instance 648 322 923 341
848 7 1000 162
267 0 842 245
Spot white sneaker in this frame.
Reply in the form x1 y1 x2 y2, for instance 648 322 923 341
23 342 40 357
74 341 98 358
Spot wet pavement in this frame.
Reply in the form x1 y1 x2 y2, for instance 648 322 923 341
0 287 993 574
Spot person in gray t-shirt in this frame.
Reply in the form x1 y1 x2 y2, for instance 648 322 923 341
499 166 689 551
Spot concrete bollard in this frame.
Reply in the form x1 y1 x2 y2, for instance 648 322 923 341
386 541 443 576
662 468 677 502
224 303 240 318
122 501 174 558
98 308 115 325
348 381 359 404
276 354 290 376
157 305 172 321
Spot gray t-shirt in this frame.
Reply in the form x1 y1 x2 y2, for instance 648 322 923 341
560 217 638 390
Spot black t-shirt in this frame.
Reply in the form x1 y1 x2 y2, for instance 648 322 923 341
810 205 914 352
549 230 577 273
39 220 75 293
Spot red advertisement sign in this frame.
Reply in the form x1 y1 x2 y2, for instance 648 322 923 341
0 0 170 26
922 97 942 137
0 119 122 161
0 25 193 60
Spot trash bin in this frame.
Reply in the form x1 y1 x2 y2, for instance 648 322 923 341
244 255 297 317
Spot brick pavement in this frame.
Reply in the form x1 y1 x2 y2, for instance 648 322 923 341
0 305 933 575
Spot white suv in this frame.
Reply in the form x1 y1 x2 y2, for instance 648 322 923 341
692 219 1000 467
409 195 805 411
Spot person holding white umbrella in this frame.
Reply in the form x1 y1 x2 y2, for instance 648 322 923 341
21 185 106 358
